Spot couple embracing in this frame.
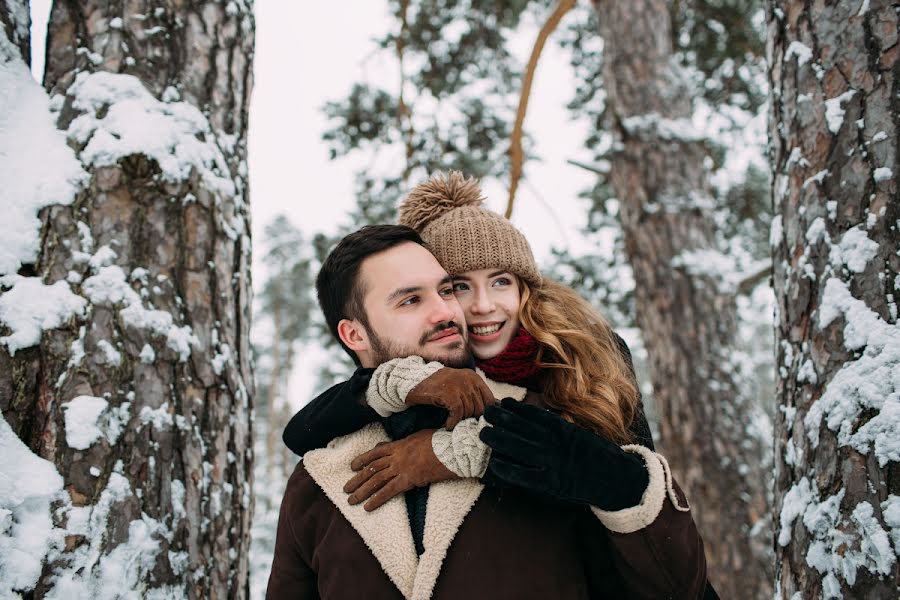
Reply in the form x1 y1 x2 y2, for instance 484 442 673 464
267 172 716 599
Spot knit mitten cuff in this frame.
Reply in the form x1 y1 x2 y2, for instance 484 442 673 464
365 356 444 417
590 445 690 533
431 417 491 478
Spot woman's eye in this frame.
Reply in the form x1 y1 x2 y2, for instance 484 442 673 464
452 282 470 292
493 277 511 287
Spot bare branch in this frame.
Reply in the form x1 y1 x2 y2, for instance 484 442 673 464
505 0 576 219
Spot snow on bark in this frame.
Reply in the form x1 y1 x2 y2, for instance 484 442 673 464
769 1 898 597
592 0 772 596
1 0 255 597
0 414 64 595
0 0 28 65
0 278 87 354
0 32 88 280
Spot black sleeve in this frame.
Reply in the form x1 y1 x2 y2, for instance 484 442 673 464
282 367 380 456
614 333 655 451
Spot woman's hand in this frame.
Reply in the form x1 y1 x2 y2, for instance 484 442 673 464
405 367 495 429
480 398 650 511
344 429 459 511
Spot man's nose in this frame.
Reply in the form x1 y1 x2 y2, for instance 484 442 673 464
428 293 456 323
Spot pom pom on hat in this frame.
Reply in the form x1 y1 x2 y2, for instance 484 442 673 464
398 171 485 231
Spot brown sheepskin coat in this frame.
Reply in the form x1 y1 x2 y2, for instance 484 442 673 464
266 426 707 599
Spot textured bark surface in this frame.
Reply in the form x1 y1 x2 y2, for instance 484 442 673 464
769 1 898 597
1 0 255 597
592 1 772 597
0 0 29 65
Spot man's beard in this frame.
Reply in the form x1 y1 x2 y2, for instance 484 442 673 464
368 321 472 368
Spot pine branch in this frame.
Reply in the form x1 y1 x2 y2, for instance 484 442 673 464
567 158 611 177
505 0 577 219
737 264 772 296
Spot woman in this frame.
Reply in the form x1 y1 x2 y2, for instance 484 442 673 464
282 172 714 599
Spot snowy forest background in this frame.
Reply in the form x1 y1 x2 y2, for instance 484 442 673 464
0 1 896 599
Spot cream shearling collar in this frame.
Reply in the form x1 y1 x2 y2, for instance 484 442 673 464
302 374 527 600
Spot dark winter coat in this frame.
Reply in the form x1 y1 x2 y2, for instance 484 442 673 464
269 374 709 599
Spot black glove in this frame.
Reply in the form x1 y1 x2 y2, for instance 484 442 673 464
480 398 650 511
282 367 380 456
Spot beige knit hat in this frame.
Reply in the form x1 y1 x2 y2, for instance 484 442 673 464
398 171 542 286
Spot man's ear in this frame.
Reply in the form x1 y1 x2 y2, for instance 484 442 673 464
337 318 369 353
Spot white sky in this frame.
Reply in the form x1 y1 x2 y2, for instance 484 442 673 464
248 2 596 265
30 1 601 406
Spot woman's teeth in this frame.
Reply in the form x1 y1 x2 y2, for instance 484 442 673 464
471 323 502 335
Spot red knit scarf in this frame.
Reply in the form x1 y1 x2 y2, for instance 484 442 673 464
475 327 542 385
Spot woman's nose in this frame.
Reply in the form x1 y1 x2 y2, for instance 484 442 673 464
470 290 494 314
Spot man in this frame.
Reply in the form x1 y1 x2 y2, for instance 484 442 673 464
267 225 707 599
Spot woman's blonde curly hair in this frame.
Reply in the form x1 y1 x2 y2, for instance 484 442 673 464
518 278 640 444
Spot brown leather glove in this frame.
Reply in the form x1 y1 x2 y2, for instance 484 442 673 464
344 429 459 511
405 367 495 429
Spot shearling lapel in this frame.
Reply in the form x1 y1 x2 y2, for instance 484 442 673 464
411 478 484 599
303 376 528 600
303 423 418 599
410 374 527 599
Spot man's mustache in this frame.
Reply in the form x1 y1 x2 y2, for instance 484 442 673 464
419 321 464 345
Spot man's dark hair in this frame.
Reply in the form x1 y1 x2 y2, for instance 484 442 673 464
316 224 426 365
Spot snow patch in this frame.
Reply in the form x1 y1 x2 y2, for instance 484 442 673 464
48 465 185 600
88 246 118 271
0 414 65 594
808 278 900 466
802 169 828 189
66 71 237 198
0 276 87 354
139 402 188 432
621 112 705 142
829 227 879 274
782 481 896 591
63 395 109 450
779 477 813 546
140 343 156 364
770 215 783 247
97 340 122 366
882 495 900 551
83 265 198 361
785 41 813 67
873 167 892 182
805 217 827 244
0 39 89 278
824 90 856 134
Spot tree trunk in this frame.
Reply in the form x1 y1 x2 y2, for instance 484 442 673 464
769 1 898 597
2 1 255 596
0 0 29 66
265 303 283 486
591 1 772 596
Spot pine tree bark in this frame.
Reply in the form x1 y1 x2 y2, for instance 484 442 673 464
591 1 772 596
2 1 255 596
0 0 29 66
769 1 898 597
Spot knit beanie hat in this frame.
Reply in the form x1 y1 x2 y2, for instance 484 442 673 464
398 171 542 286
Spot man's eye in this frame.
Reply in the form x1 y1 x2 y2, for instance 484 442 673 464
400 296 419 306
439 287 454 297
452 282 470 292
